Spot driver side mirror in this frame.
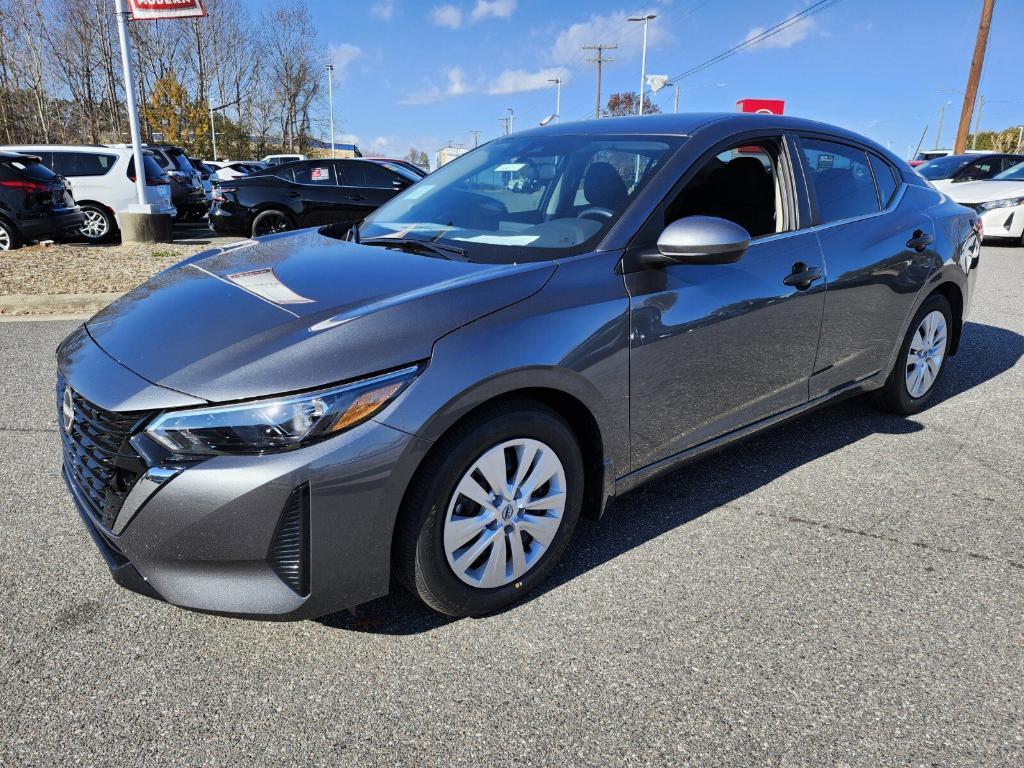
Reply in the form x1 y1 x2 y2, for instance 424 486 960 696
644 215 751 267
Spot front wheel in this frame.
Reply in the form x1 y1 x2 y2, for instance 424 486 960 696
394 400 584 617
873 293 952 415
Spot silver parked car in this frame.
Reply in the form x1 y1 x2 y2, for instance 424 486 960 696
57 113 980 620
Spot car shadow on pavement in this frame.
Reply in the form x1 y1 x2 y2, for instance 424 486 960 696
315 321 1023 635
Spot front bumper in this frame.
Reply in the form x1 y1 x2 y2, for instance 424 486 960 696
973 204 1024 241
58 331 430 620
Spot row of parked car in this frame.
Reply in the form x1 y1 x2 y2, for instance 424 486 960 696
0 141 431 250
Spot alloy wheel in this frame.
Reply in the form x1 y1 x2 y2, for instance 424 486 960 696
254 212 290 236
443 438 567 589
905 310 947 398
0 225 10 251
80 209 109 240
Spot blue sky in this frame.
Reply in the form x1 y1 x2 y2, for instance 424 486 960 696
267 0 1022 162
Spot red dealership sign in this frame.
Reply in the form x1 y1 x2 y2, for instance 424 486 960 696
735 99 785 115
128 0 206 20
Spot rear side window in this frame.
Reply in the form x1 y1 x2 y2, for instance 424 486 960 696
167 151 194 173
126 155 166 180
801 138 879 225
869 154 899 208
344 162 398 188
293 163 336 185
52 152 117 177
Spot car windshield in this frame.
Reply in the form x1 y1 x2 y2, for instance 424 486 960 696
993 161 1024 181
917 155 970 179
353 134 680 263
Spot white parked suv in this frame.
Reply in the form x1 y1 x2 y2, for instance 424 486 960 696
0 145 176 241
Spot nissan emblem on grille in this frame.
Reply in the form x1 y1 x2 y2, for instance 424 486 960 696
62 387 75 432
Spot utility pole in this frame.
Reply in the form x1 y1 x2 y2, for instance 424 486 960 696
326 63 336 159
499 116 509 135
674 85 680 113
470 130 480 147
583 43 617 119
507 107 515 134
629 14 656 115
954 0 996 154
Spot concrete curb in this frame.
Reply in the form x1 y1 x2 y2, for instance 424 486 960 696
0 292 123 317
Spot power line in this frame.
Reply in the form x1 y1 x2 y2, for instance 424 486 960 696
665 0 843 87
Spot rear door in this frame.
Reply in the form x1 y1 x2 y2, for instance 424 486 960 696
798 136 938 397
289 161 352 226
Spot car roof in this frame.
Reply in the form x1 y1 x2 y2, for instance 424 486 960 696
0 144 128 153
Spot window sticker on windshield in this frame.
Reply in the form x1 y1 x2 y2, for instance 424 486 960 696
403 184 434 199
311 166 331 181
453 234 539 246
494 163 525 172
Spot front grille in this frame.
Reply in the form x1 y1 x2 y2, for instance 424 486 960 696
57 376 152 531
268 484 310 596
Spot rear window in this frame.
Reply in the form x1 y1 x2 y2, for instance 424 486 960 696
1 156 57 180
126 154 167 180
166 150 195 173
51 151 117 177
869 154 899 208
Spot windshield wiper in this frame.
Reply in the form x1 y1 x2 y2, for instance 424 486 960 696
360 236 468 261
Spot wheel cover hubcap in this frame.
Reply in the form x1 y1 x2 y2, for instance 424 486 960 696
443 438 567 589
905 310 946 398
257 214 288 235
81 210 108 238
0 227 10 250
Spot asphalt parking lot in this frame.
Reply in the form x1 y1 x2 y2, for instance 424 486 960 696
1 245 1022 767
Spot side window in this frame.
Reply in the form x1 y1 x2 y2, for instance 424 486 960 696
663 139 787 239
52 152 116 177
956 158 998 182
293 163 336 185
801 138 878 224
358 163 398 188
868 154 899 208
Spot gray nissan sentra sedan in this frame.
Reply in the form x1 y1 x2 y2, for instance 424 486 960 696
57 113 980 619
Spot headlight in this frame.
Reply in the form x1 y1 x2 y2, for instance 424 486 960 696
145 366 418 456
979 196 1024 211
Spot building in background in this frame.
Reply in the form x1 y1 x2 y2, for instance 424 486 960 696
436 143 467 168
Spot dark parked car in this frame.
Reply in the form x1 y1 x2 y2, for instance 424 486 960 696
0 151 84 251
57 113 979 620
210 158 419 237
138 143 208 221
916 153 1024 187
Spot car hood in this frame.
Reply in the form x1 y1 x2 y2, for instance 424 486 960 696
87 229 556 403
946 179 1024 204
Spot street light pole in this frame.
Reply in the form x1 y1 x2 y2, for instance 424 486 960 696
548 78 561 123
629 13 656 116
326 63 336 159
113 0 147 207
507 107 515 134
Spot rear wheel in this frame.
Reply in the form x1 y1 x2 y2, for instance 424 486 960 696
251 209 294 238
394 400 584 617
0 218 21 251
874 293 952 415
79 204 115 243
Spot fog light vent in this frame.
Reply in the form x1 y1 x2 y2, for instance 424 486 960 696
268 483 310 596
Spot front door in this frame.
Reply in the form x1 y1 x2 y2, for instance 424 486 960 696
625 135 826 470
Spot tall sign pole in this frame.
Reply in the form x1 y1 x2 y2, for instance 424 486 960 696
326 63 336 159
954 0 996 154
114 0 148 207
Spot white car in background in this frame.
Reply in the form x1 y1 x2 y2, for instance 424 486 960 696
947 160 1024 244
261 153 307 165
206 161 262 183
0 144 175 241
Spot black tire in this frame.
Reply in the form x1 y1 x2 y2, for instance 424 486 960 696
0 217 22 251
873 293 953 415
251 209 294 238
393 399 584 617
79 204 116 243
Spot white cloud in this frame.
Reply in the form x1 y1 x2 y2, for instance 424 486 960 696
471 0 516 21
551 10 666 66
489 67 569 95
400 67 474 104
430 4 462 28
743 14 816 50
370 1 395 20
328 43 363 82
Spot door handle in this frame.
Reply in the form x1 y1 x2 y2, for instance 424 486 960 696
348 195 366 202
906 229 934 252
783 262 824 290
283 191 300 198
